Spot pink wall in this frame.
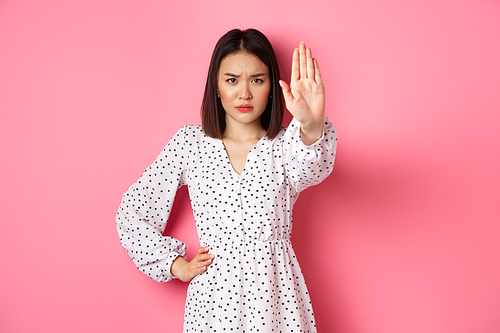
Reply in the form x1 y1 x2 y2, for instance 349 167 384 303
1 0 499 332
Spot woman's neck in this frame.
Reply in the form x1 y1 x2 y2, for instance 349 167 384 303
223 118 266 142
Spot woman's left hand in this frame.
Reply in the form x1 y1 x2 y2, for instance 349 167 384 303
280 42 325 145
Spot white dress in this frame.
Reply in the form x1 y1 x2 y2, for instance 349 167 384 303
117 116 337 332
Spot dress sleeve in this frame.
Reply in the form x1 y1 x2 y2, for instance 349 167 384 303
116 126 188 282
282 116 337 193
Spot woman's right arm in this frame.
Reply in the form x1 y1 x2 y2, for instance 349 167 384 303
116 127 189 282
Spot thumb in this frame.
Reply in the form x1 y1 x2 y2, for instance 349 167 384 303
279 80 293 107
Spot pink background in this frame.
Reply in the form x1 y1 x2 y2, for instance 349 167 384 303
1 0 499 332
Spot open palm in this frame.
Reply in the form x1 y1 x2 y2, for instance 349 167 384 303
280 42 325 133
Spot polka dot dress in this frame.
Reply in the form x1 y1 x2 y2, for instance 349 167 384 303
117 116 337 332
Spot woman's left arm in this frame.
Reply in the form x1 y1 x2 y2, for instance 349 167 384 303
279 41 325 145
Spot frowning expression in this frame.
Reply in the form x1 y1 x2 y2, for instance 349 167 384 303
217 52 271 128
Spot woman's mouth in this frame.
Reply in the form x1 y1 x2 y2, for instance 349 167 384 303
236 105 253 112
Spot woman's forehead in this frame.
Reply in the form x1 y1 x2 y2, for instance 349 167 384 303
219 52 268 74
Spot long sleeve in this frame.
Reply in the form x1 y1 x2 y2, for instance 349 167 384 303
282 116 337 193
116 126 188 282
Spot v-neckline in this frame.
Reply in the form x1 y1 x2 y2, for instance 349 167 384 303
221 135 266 177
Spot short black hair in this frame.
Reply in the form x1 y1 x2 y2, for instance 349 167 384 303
201 29 284 139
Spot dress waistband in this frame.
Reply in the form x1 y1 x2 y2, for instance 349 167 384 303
205 237 291 248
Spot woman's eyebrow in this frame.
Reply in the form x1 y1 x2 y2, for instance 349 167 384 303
223 72 267 77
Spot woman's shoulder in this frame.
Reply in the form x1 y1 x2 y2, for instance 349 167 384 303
182 124 203 134
174 124 202 137
174 124 216 146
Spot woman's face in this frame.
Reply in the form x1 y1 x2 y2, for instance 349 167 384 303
217 52 271 129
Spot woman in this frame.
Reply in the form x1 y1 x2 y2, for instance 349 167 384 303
117 28 337 332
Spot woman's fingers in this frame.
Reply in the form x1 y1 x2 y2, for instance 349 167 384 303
197 253 214 263
291 42 318 83
196 247 213 260
314 58 323 85
172 247 216 282
198 246 209 255
282 41 325 128
290 47 299 83
299 42 307 79
306 46 315 80
279 80 292 103
193 246 214 270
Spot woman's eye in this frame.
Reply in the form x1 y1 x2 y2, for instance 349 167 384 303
253 78 264 83
226 78 237 83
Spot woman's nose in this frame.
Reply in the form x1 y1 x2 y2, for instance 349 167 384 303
239 83 252 100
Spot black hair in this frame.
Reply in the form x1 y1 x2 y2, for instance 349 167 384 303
201 28 284 139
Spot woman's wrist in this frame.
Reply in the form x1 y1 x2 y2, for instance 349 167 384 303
170 255 188 279
300 120 324 145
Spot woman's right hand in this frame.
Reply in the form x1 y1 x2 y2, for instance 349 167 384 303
170 247 215 282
